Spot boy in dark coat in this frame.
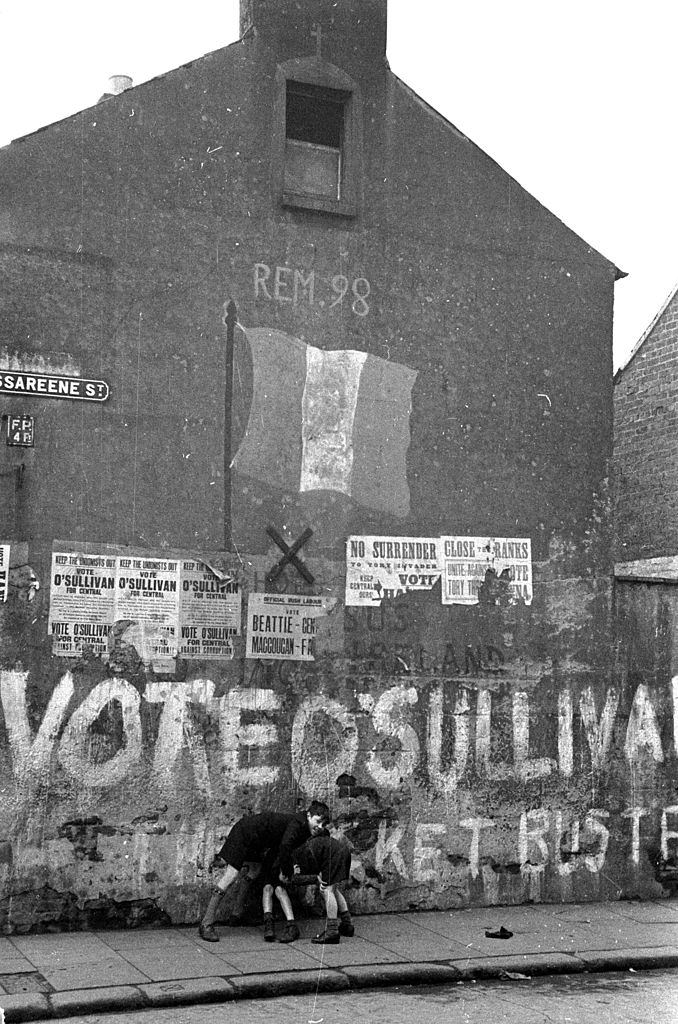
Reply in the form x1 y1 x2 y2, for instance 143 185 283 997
290 831 354 944
199 801 329 942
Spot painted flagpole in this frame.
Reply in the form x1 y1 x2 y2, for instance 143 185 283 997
222 298 237 551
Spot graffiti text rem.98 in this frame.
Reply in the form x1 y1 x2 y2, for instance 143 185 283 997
253 262 371 315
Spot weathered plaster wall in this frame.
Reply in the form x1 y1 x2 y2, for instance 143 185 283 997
0 0 659 934
0 556 676 931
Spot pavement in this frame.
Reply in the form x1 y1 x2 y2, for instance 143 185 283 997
2 899 678 1022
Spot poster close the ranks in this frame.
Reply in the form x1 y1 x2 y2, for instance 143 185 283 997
441 536 532 606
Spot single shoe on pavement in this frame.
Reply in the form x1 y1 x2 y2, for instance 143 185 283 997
263 914 276 942
278 922 300 943
338 917 355 937
312 928 340 944
199 923 219 942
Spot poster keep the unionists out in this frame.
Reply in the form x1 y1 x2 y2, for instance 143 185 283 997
49 552 241 659
178 559 240 658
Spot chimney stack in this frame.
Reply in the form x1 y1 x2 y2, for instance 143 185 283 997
108 75 133 96
240 0 388 68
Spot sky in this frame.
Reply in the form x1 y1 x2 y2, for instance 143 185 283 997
1 0 676 372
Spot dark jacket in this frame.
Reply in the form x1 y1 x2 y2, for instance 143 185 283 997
237 811 311 877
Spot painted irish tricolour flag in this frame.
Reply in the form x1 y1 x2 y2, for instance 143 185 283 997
232 328 417 518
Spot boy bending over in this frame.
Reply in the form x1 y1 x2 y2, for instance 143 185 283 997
292 833 354 944
199 801 328 942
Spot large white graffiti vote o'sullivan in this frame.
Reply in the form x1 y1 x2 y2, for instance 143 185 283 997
366 686 420 788
291 695 359 794
58 678 142 787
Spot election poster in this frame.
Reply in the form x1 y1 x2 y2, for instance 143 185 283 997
49 551 243 660
345 536 442 606
114 556 181 659
0 543 10 603
441 536 532 606
178 559 241 659
48 551 117 655
246 593 327 660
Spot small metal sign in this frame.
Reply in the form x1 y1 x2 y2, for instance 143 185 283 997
0 371 109 402
6 415 34 446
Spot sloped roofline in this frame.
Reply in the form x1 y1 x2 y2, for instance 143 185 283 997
614 279 678 381
392 73 624 281
0 38 627 287
2 37 242 148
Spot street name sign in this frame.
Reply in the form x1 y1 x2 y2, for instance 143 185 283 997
0 372 109 402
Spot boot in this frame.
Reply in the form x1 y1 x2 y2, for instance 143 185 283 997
263 913 276 942
278 921 300 943
338 910 354 937
312 919 340 944
198 891 223 942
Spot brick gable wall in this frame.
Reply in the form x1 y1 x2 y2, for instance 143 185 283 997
614 288 678 559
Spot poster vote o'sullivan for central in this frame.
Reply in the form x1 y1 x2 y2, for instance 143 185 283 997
49 552 118 655
48 552 241 660
178 560 240 658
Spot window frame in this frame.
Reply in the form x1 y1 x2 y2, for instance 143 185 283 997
273 58 362 218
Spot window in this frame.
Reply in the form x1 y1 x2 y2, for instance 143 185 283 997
274 59 362 217
284 82 347 201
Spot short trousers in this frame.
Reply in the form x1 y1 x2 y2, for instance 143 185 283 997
296 835 351 886
216 823 283 886
216 820 257 872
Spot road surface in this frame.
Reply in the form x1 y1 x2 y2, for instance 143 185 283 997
25 968 678 1023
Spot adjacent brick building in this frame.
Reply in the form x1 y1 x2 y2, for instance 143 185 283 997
1 0 672 932
615 285 678 562
614 290 678 893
